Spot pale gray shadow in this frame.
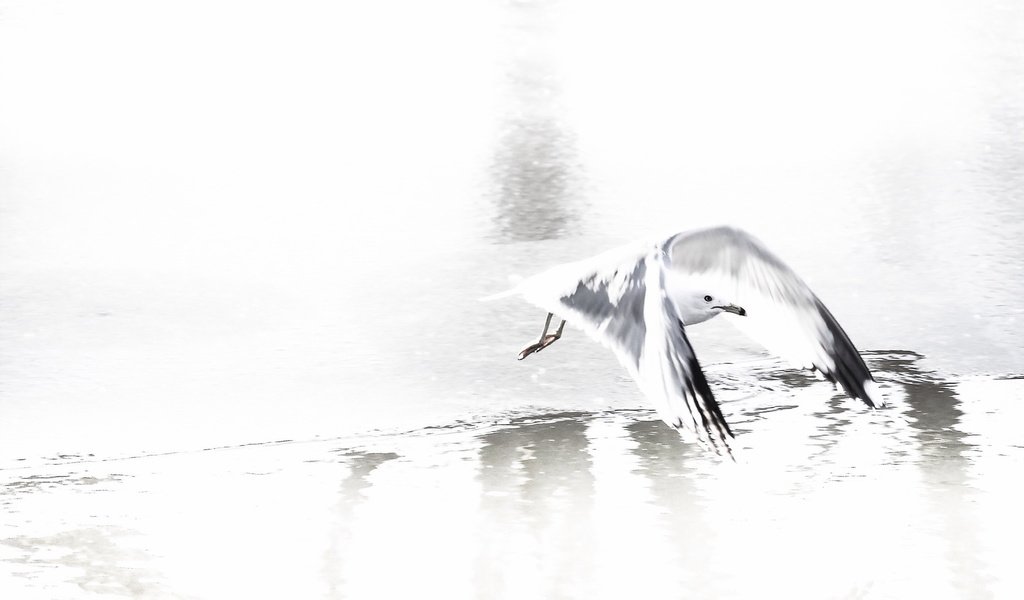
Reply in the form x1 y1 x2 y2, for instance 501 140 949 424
1 473 167 597
867 351 970 460
866 351 990 597
625 418 720 594
324 450 400 600
474 413 594 599
2 527 164 596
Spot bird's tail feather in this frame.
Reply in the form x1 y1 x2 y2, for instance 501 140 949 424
479 275 525 302
479 288 518 302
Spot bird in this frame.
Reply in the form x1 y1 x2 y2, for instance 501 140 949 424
485 226 883 455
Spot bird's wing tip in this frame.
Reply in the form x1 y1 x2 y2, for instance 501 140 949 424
863 379 886 408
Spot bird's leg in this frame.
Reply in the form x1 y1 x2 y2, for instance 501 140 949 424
517 313 553 360
517 313 567 360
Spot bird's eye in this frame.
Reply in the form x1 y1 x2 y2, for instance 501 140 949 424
703 295 713 302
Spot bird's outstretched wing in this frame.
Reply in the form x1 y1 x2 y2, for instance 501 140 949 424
664 226 882 408
519 242 735 452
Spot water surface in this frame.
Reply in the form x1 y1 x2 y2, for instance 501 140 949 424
1 0 1022 598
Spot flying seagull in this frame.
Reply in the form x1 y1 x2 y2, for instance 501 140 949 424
486 226 882 454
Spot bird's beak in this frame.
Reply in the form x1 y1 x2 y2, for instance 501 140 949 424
715 304 747 316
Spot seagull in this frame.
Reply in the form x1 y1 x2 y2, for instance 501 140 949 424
486 226 882 455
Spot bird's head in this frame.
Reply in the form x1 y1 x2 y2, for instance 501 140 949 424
678 291 747 325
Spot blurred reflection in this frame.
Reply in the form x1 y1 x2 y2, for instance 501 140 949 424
768 368 820 392
326 451 399 599
2 527 162 596
1 471 163 597
334 451 400 498
489 0 582 242
626 417 698 482
474 413 594 598
625 419 720 593
868 351 988 596
868 351 969 460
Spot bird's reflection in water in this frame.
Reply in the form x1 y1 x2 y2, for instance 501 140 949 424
0 351 1009 600
474 413 594 599
2 525 160 596
869 351 970 461
326 451 400 599
624 419 720 594
867 351 987 596
336 451 400 497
